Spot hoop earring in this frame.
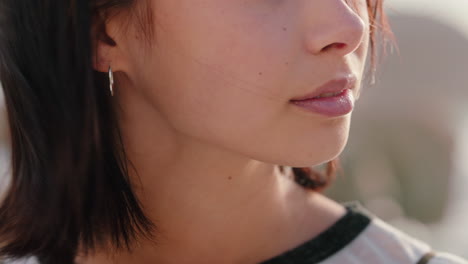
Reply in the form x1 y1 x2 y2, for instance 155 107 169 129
108 66 114 96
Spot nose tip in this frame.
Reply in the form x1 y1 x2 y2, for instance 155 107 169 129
304 3 367 56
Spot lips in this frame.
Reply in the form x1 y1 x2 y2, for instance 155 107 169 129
290 75 357 101
289 74 357 117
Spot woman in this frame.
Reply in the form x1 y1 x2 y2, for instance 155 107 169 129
0 0 466 263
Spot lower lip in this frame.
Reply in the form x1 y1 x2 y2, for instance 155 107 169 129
289 89 354 117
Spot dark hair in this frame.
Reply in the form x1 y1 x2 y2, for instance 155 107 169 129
0 0 391 263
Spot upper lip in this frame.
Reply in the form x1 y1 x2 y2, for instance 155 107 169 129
290 74 357 101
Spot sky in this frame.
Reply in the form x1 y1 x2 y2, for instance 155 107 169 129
387 0 468 37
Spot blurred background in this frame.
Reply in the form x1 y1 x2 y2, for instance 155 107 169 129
0 0 467 258
325 0 468 257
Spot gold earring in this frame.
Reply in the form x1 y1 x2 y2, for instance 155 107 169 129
108 66 114 96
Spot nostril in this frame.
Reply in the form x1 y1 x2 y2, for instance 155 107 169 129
334 43 347 49
321 42 347 52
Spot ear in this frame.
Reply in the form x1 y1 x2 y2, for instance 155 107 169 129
91 13 128 73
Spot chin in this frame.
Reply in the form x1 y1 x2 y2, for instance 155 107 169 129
299 145 347 167
284 122 351 167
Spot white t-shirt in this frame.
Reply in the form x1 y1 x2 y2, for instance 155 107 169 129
319 217 466 264
260 202 467 264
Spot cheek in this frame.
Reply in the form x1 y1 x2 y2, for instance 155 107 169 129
129 1 367 166
145 50 289 150
139 46 352 167
136 6 295 147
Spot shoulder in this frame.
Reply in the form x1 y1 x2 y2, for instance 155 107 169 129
369 218 467 263
428 253 468 264
322 202 468 264
354 217 467 264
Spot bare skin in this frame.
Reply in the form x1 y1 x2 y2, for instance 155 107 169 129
82 0 370 263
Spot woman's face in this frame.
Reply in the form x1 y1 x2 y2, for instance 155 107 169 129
118 0 369 167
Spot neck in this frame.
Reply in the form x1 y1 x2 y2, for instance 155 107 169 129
77 89 346 264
